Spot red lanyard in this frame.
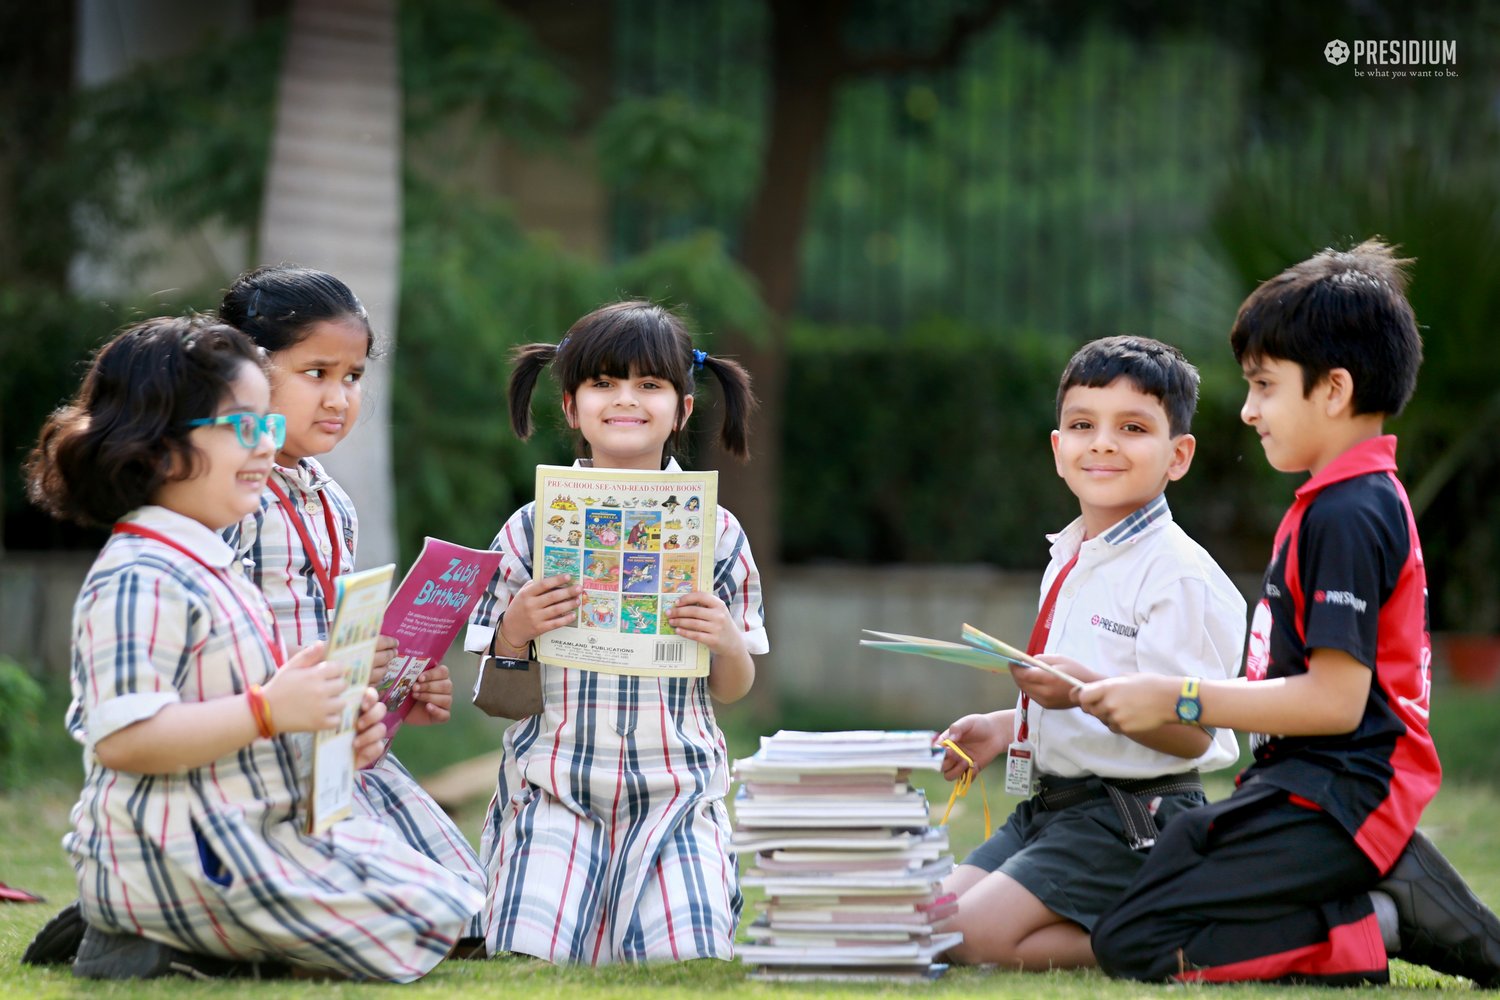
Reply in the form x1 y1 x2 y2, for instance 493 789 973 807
266 476 340 611
112 522 285 668
1017 550 1079 742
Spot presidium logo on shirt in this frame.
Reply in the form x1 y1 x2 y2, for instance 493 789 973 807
1089 614 1139 638
1314 589 1369 614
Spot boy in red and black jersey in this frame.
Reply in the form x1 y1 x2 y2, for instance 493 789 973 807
1077 240 1500 986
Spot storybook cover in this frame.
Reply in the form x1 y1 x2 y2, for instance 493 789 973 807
374 538 503 746
309 563 394 835
532 464 717 677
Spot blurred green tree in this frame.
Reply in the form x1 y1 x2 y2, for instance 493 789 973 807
1210 93 1500 629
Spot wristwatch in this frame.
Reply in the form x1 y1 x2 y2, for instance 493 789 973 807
1175 677 1203 725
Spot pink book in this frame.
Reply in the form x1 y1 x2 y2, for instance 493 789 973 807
374 537 502 746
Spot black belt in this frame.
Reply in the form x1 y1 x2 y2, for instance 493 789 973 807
1035 771 1203 851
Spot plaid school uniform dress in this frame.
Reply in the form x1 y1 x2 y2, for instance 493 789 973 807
67 506 483 981
466 466 769 964
226 459 485 918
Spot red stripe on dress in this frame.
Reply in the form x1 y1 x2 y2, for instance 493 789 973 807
1174 909 1384 982
187 881 240 955
592 738 632 964
657 861 680 960
149 579 163 692
501 521 524 586
86 617 100 703
200 581 255 693
551 811 584 963
310 896 423 977
545 669 574 962
101 771 145 935
653 682 684 958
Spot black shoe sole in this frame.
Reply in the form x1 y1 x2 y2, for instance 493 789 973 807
21 901 86 966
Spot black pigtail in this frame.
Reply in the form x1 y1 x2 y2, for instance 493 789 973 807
507 342 559 440
700 354 758 461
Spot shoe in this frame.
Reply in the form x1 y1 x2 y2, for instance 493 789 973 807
72 925 259 980
1376 830 1500 987
21 900 86 965
72 925 177 979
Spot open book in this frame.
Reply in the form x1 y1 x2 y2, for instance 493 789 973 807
859 623 1083 689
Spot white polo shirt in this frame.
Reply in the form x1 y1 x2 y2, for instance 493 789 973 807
1023 494 1245 779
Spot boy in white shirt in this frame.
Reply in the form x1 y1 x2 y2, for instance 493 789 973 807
938 335 1244 970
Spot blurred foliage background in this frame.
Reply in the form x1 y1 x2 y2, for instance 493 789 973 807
2 0 1498 631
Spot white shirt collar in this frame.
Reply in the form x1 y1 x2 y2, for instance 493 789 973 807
573 457 685 472
119 505 238 569
271 456 331 495
1046 494 1174 561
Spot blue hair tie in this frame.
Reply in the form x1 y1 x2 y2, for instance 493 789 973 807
557 336 570 352
691 349 708 369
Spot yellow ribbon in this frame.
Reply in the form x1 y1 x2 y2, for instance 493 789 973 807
937 739 992 840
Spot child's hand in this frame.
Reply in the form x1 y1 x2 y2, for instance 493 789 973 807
352 687 388 769
939 713 1010 781
666 591 746 659
403 663 453 726
498 575 583 651
1075 674 1177 734
368 635 400 686
263 641 348 733
1011 653 1100 709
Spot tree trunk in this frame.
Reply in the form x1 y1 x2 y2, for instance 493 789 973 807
258 0 402 568
710 0 839 711
717 0 840 571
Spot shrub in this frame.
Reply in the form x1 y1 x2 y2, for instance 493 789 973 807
0 658 46 790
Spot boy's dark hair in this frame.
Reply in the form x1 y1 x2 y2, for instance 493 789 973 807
1056 335 1200 436
220 264 374 355
25 316 264 527
1229 239 1422 416
509 300 758 461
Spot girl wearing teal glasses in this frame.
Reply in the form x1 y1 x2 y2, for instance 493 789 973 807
186 410 287 449
22 316 481 980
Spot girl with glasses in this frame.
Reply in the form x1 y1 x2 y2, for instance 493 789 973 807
23 316 482 980
218 266 486 941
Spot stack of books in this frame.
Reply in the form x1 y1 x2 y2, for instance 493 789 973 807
732 730 962 982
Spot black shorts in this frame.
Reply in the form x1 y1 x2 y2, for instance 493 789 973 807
961 777 1207 930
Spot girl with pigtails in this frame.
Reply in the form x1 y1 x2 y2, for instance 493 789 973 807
464 300 768 965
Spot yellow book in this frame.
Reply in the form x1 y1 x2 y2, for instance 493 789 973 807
308 563 394 835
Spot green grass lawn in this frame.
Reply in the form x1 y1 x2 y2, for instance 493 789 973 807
3 685 1498 997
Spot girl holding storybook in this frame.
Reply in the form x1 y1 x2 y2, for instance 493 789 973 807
465 301 768 964
23 316 481 981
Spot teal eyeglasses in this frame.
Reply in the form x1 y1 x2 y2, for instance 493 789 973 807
186 412 287 449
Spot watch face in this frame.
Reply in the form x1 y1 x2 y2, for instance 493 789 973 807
1176 697 1202 723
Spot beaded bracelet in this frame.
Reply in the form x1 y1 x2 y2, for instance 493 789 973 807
246 684 275 739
